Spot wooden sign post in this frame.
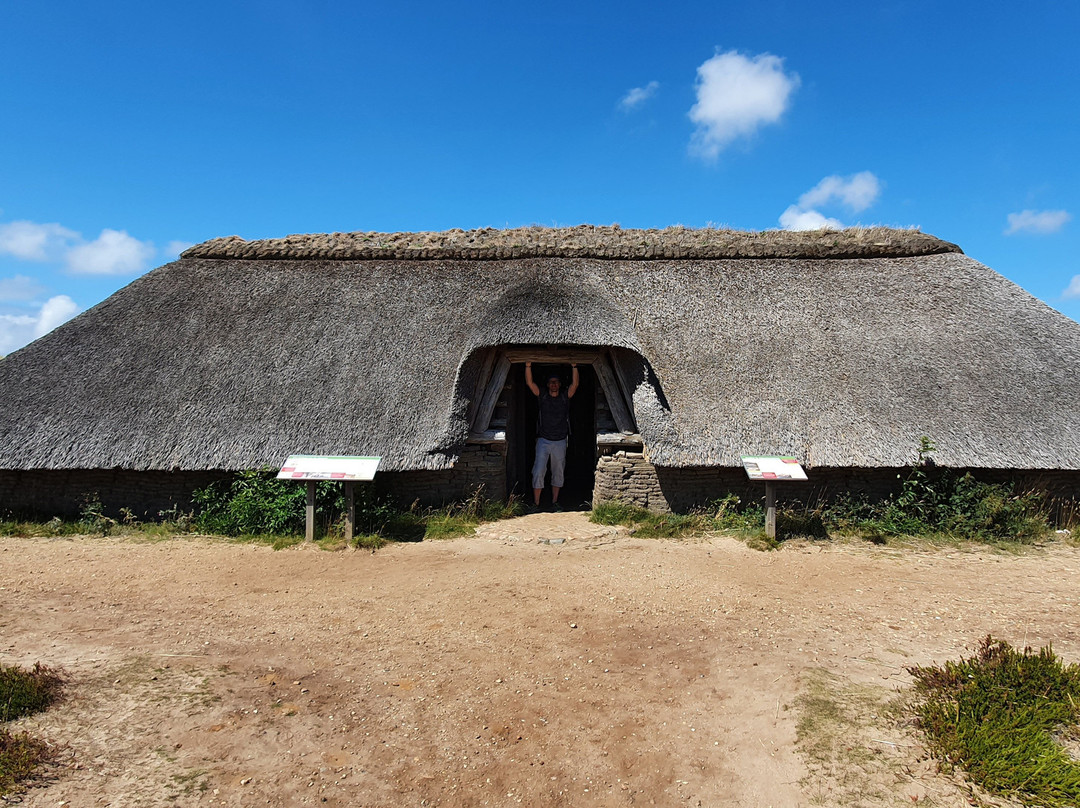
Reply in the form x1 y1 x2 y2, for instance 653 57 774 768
741 456 808 540
278 455 381 543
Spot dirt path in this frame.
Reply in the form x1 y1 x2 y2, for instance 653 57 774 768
3 514 1079 807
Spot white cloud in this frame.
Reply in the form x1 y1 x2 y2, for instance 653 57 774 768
779 171 882 231
0 274 46 302
164 240 195 260
1063 275 1080 300
779 205 843 231
619 81 659 111
689 49 800 160
798 171 881 213
66 228 156 275
0 295 79 355
0 220 79 261
34 295 79 337
1005 209 1071 236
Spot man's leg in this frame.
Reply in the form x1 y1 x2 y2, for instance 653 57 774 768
549 439 567 507
531 439 551 506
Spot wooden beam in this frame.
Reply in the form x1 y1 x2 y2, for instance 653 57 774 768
607 349 638 421
465 347 496 430
468 429 508 444
502 349 600 365
594 354 636 433
472 354 512 433
596 432 643 446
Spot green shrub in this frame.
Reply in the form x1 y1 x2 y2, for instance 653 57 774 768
908 637 1080 807
0 729 54 797
192 470 346 536
0 663 63 723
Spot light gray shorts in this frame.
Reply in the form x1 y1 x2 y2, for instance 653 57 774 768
532 437 567 489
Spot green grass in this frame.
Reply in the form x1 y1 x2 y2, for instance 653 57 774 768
0 729 54 797
0 663 64 797
591 497 767 540
908 636 1080 807
0 663 63 723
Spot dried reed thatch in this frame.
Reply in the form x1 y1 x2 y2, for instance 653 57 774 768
183 225 961 261
0 227 1077 475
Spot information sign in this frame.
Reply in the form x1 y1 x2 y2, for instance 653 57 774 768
277 455 381 481
741 456 808 481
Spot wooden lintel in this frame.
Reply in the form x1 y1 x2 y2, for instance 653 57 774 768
472 354 512 433
468 429 508 444
502 349 600 365
596 432 643 446
594 354 636 433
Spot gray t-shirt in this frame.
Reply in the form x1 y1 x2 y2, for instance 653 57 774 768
537 390 570 441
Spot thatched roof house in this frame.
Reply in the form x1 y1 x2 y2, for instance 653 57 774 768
1 225 1078 515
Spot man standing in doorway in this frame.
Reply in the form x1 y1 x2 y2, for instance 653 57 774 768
525 361 579 511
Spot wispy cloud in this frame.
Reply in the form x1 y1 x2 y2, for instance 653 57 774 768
689 49 800 160
66 228 157 275
780 171 882 230
1063 275 1080 300
798 171 881 213
0 220 79 262
779 207 843 231
619 81 659 111
1005 209 1071 236
0 295 79 355
0 274 46 302
0 218 159 275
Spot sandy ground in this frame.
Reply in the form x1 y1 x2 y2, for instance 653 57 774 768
2 513 1079 807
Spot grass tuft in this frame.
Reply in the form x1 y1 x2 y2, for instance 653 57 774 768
0 663 64 797
0 663 64 723
0 729 55 797
908 636 1080 807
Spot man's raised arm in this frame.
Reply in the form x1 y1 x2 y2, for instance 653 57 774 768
525 361 540 396
567 363 580 398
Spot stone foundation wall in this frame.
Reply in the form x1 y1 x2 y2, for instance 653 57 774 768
0 469 230 520
593 455 1080 514
375 444 508 507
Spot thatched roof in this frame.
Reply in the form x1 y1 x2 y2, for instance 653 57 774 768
0 226 1077 473
183 225 961 261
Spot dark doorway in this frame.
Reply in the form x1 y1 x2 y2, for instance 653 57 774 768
507 363 596 508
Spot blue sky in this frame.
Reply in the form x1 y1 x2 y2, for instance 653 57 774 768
2 0 1077 354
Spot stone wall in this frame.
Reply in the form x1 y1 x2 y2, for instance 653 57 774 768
593 454 1080 514
0 469 230 520
375 444 508 507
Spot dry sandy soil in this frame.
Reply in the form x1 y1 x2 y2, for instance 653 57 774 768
2 513 1079 807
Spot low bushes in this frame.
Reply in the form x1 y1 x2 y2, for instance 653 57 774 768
908 637 1080 807
593 439 1065 546
0 663 64 796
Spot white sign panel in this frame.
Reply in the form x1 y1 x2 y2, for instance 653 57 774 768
277 455 381 481
741 456 808 481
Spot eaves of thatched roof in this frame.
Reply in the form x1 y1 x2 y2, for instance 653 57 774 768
0 226 1077 473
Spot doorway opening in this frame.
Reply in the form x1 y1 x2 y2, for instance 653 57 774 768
506 363 596 509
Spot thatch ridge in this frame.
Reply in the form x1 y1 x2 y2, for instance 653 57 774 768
182 225 961 261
